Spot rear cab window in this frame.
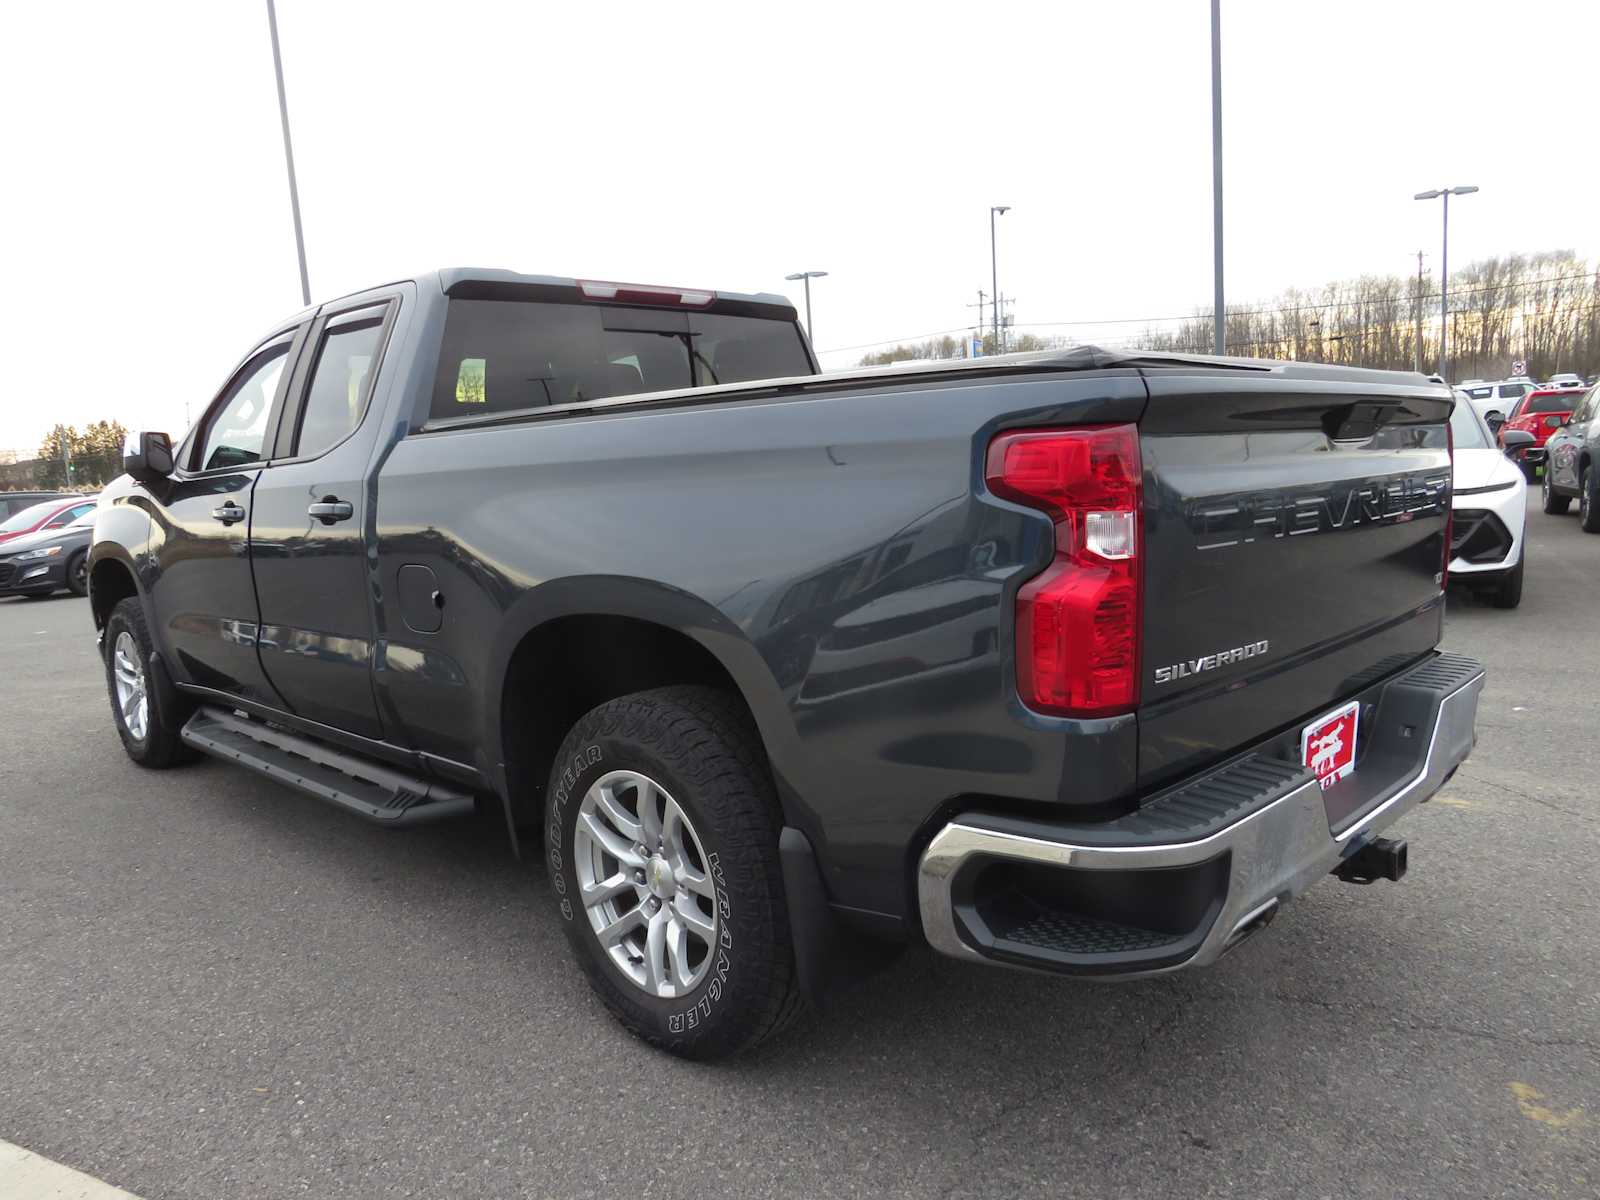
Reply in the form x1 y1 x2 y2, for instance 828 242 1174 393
1523 394 1578 414
429 297 813 423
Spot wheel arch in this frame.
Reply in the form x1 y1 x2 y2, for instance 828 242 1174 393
88 546 142 632
487 577 803 829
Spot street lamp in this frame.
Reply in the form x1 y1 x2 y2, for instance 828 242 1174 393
784 271 828 346
990 206 1010 353
1413 185 1478 381
265 0 310 306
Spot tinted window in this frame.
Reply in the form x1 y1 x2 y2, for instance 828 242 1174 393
0 500 61 532
1524 393 1578 414
430 300 811 421
197 343 290 471
294 309 387 457
1463 387 1493 399
1498 383 1529 399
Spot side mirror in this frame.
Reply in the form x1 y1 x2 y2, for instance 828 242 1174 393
1499 428 1536 455
124 431 175 484
1484 410 1505 433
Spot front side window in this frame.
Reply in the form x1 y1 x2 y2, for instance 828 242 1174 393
196 343 291 471
293 308 387 458
429 299 812 421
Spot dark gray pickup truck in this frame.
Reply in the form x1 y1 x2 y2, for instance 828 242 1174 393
91 268 1483 1058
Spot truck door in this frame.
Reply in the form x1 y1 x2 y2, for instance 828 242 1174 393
147 327 305 705
247 294 401 741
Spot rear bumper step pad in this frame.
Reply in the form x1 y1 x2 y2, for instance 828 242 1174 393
181 707 475 827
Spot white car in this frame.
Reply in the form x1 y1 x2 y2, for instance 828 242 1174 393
1459 377 1538 424
1449 398 1526 607
1544 372 1586 390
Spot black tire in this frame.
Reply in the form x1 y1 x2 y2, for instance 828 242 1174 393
103 596 197 768
544 685 802 1059
1583 466 1600 534
1542 468 1571 515
1522 459 1538 482
1489 547 1524 609
66 549 88 596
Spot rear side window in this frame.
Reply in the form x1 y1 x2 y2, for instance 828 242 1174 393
0 500 60 532
430 300 812 421
1498 383 1528 400
1524 393 1577 414
44 503 95 528
293 307 388 458
1463 387 1493 399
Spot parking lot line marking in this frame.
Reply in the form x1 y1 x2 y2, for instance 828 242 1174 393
1508 1083 1589 1132
0 1139 144 1199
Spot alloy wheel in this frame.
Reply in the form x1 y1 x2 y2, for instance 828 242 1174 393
112 631 149 741
573 769 719 998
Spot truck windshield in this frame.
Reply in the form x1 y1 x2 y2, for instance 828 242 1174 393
430 300 812 422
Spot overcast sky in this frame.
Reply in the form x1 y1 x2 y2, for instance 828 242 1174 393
2 0 1596 454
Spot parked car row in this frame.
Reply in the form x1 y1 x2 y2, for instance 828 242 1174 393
0 495 99 598
1539 383 1600 531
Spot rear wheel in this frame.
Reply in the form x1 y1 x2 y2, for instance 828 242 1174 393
1542 468 1571 515
1583 466 1600 534
543 685 802 1059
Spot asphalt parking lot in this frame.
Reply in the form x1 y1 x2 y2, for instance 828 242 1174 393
1 489 1596 1200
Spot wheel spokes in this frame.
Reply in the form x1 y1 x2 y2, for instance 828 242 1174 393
577 809 644 867
592 782 642 844
673 894 716 943
580 871 635 910
643 906 669 990
595 904 646 949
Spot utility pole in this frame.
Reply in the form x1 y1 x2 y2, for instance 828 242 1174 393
266 0 311 306
990 206 1009 354
1414 250 1425 374
1210 0 1225 356
783 271 828 346
965 290 987 356
1413 186 1477 381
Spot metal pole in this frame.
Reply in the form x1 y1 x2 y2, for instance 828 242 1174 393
802 276 813 345
990 210 1000 353
266 0 311 306
1210 0 1224 356
1414 249 1427 371
1439 191 1449 381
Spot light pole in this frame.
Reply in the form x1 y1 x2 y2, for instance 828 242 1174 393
990 206 1009 353
784 271 828 346
1413 185 1478 382
266 0 310 307
1210 0 1224 355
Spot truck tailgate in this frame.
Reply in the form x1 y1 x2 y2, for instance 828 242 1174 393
1136 370 1453 789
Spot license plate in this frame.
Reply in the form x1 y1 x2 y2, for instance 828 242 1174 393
1301 700 1360 790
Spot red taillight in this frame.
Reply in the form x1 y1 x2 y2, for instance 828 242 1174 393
986 424 1143 717
577 279 716 307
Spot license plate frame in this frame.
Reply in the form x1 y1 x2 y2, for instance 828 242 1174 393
1301 699 1360 791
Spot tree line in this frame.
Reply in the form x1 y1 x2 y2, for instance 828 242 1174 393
858 251 1599 382
1136 249 1598 381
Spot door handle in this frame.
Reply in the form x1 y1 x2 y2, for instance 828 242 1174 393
211 502 246 526
308 498 354 525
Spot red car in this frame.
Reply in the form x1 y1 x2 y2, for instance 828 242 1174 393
0 495 98 545
1496 387 1586 479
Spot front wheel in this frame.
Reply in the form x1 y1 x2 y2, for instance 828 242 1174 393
66 549 88 596
1542 469 1571 515
103 597 196 767
1489 547 1524 609
1583 466 1600 534
543 685 802 1059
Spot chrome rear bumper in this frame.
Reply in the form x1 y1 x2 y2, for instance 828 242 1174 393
918 654 1485 977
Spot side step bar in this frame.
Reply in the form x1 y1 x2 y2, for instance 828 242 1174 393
180 706 475 827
